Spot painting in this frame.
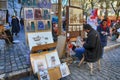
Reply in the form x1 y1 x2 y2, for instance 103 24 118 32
34 56 47 73
60 63 70 77
76 36 83 48
38 0 51 8
69 7 83 24
39 70 50 80
24 8 34 20
27 31 54 50
43 9 50 20
25 20 36 32
0 10 6 25
70 0 81 7
34 8 42 20
46 51 61 68
37 20 45 30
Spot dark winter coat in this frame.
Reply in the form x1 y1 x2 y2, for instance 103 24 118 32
97 25 110 47
11 17 20 33
83 29 102 62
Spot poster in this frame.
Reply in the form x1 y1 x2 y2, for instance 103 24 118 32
27 31 54 50
24 8 34 20
46 51 61 68
60 63 70 77
34 8 42 20
34 56 48 73
37 21 45 30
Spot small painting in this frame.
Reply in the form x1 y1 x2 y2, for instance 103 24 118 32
46 51 61 68
60 63 70 77
24 8 34 20
34 8 42 20
37 21 45 30
39 70 50 80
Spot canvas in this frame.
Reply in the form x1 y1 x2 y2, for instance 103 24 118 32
0 10 6 25
34 56 48 73
34 8 42 20
27 31 54 50
37 21 45 30
76 36 83 48
60 63 70 77
39 70 50 80
24 8 34 20
43 9 50 20
46 51 61 68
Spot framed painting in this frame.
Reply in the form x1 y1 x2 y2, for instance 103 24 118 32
24 8 34 20
45 51 61 68
60 63 70 77
69 0 81 7
43 9 50 20
34 8 42 20
37 20 45 30
39 69 50 80
69 7 83 24
0 10 6 25
25 20 36 32
27 31 54 50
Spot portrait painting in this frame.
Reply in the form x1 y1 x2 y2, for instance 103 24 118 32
34 8 42 20
24 8 34 20
60 63 70 77
37 20 45 30
39 70 50 80
33 55 47 73
46 51 61 68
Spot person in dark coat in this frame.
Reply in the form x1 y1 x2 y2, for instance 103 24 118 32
97 19 110 57
11 16 20 36
72 24 102 64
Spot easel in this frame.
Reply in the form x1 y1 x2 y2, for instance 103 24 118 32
30 43 62 80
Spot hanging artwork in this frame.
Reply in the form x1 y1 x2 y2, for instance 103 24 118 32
27 32 54 50
34 8 42 20
31 21 35 31
38 0 51 8
60 63 70 77
46 51 61 68
34 56 48 73
37 21 45 30
24 8 34 20
43 9 50 20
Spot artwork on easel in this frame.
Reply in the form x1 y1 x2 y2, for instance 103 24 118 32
60 63 70 77
37 21 45 30
27 32 54 50
34 56 48 73
34 8 42 20
46 51 61 68
24 8 34 20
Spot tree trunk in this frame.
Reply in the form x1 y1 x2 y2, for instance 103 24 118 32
58 0 62 35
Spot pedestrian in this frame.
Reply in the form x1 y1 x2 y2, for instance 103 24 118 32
97 19 110 57
72 24 102 66
11 16 20 36
20 18 24 30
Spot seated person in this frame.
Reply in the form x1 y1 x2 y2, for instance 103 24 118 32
71 24 102 66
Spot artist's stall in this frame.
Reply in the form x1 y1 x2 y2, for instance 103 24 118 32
64 0 84 41
22 0 70 80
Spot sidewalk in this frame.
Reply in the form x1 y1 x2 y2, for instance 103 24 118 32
0 30 120 80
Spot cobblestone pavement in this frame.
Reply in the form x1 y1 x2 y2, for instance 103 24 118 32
20 46 120 80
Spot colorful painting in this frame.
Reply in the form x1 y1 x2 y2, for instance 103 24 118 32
38 0 51 8
27 32 54 50
60 63 70 77
34 8 42 20
24 8 34 20
37 21 45 30
46 51 61 68
25 20 36 32
43 9 50 20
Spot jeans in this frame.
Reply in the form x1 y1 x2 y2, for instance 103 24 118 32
74 47 85 60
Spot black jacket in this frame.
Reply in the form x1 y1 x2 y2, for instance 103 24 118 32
83 29 102 62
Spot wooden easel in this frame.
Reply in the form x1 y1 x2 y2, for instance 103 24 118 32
30 43 62 80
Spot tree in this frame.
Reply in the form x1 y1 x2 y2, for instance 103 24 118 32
111 0 120 20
